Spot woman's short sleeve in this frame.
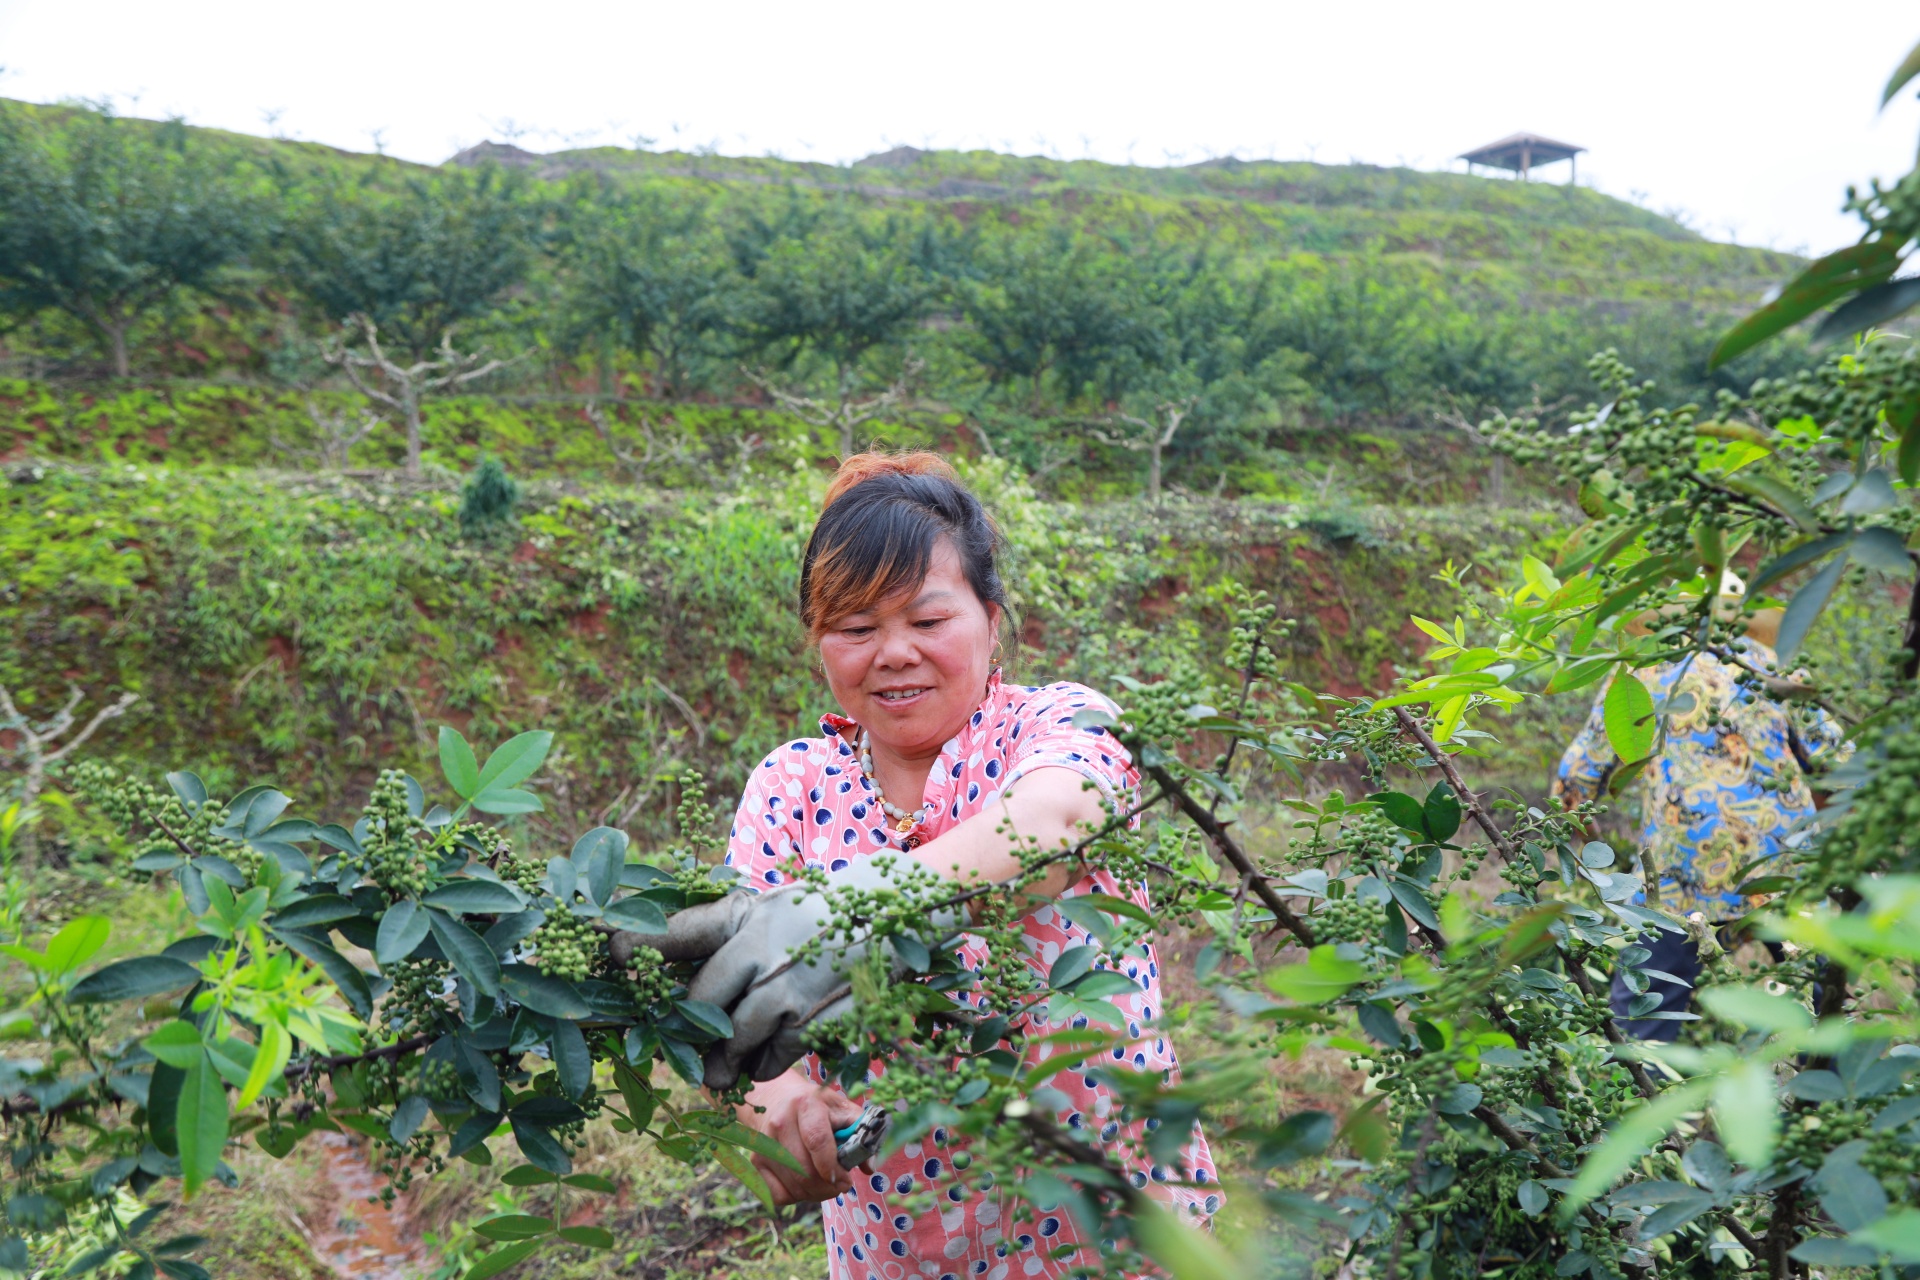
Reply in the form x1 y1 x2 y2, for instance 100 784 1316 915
1001 682 1139 808
722 742 809 892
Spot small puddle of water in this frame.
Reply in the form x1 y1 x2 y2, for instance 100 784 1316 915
305 1132 426 1280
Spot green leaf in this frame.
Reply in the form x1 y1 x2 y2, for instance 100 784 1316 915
1850 526 1913 574
425 909 501 998
508 1118 572 1175
461 1238 544 1280
499 1165 559 1187
499 965 590 1019
1080 893 1157 927
1517 1180 1549 1216
422 882 525 915
471 788 544 816
1751 533 1850 594
389 1094 429 1144
601 897 668 933
1133 1200 1242 1280
561 1173 617 1193
1602 672 1656 764
439 727 481 799
708 1139 775 1212
889 934 931 972
1711 237 1902 368
270 895 361 929
1422 784 1461 843
472 1216 553 1242
1815 278 1920 345
1265 945 1366 1004
1718 473 1822 532
1388 879 1440 931
1853 1209 1920 1263
44 916 112 976
1367 791 1427 838
1048 945 1099 990
704 1118 806 1174
571 826 627 884
1069 971 1141 999
1883 35 1920 105
556 1227 613 1249
610 1060 657 1133
1710 1060 1780 1167
1840 468 1899 516
166 772 208 812
1901 415 1920 487
145 1021 205 1070
658 1036 702 1085
1567 1078 1711 1208
1697 984 1811 1034
147 1062 184 1155
237 1020 290 1109
62 1243 123 1276
375 900 430 966
176 1053 229 1199
1776 553 1848 665
551 1021 592 1100
271 928 373 1018
1818 1153 1889 1232
70 956 199 1004
474 732 553 793
674 1000 734 1039
1434 1083 1482 1115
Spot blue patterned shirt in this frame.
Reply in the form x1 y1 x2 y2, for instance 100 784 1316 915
1553 643 1847 917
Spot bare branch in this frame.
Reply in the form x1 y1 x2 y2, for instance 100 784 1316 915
41 691 138 767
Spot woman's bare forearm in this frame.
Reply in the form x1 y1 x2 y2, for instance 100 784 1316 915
906 767 1106 905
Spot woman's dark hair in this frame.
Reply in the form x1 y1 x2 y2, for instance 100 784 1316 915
799 452 1007 641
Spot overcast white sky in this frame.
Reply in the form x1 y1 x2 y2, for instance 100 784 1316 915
2 0 1916 256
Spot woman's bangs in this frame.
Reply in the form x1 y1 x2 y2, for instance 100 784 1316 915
807 512 936 635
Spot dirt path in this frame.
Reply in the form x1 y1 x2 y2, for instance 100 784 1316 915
304 1132 428 1280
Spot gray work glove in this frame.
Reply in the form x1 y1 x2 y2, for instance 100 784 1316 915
657 858 964 1090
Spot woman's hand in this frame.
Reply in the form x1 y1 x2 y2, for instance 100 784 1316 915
736 1069 866 1205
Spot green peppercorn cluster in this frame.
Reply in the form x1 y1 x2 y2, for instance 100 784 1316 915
66 760 251 874
383 958 451 1038
1313 893 1390 945
1803 695 1920 884
1224 591 1285 682
358 770 434 898
530 909 598 983
624 944 673 1010
1116 659 1216 749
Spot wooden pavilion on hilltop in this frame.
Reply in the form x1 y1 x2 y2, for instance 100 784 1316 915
1458 132 1584 183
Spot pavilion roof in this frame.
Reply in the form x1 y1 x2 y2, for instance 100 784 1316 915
1457 132 1584 171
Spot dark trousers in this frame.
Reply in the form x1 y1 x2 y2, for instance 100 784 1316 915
1610 929 1800 1041
1610 929 1703 1042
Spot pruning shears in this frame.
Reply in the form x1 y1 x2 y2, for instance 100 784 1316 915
833 1104 890 1170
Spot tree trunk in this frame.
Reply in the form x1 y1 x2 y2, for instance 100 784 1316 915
107 321 131 379
1147 444 1163 502
14 760 45 872
836 364 856 460
404 393 424 476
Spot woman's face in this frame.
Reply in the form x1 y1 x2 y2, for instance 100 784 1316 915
817 538 1000 761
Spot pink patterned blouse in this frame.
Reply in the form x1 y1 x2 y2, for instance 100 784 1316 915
724 673 1218 1280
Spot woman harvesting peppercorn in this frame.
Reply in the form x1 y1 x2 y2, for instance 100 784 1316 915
658 453 1217 1279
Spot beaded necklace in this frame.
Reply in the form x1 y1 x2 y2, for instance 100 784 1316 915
855 730 937 835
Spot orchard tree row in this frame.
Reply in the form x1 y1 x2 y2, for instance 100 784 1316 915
0 101 1807 489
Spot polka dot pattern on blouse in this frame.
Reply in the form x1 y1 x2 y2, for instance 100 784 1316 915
724 674 1218 1280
